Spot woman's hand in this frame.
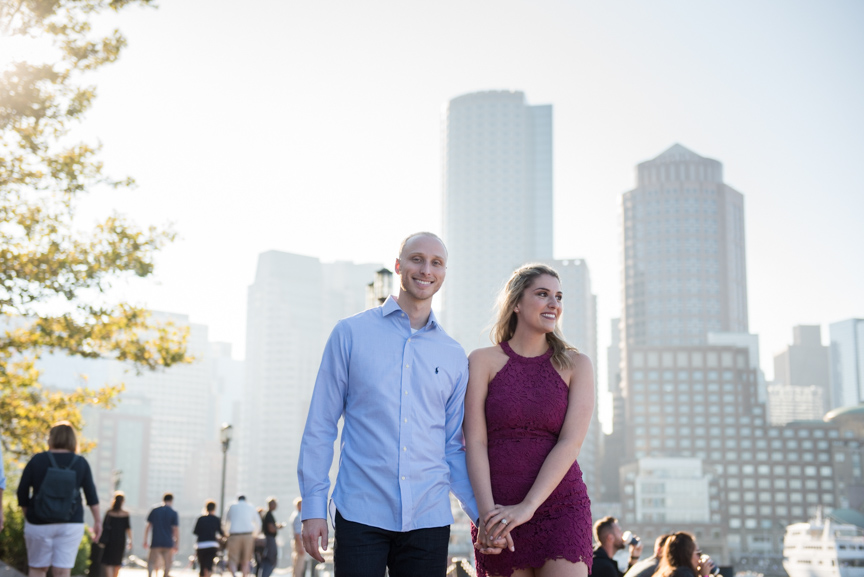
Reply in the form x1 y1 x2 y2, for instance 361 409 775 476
474 517 514 554
484 502 535 541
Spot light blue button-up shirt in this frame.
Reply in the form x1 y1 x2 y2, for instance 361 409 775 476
298 296 479 531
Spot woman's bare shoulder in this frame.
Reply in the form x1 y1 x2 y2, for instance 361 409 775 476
468 344 506 364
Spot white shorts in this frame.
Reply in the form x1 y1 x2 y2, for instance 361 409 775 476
24 521 85 569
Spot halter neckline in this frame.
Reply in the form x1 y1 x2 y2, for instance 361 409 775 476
500 340 553 363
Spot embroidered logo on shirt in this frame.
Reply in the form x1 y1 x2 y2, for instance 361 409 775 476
435 367 439 374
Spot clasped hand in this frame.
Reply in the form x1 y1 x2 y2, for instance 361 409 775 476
474 517 513 555
476 502 534 554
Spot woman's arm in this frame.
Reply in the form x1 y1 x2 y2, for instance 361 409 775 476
486 353 595 540
464 349 512 553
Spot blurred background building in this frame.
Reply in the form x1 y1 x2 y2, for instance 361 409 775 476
239 251 381 507
441 90 554 351
829 318 864 409
600 144 864 571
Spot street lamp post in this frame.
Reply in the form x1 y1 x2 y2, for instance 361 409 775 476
219 423 233 519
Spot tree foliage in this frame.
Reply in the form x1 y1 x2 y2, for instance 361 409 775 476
0 0 190 463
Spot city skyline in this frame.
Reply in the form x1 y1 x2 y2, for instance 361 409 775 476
0 1 861 433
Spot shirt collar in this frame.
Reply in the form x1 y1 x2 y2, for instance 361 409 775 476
382 295 439 331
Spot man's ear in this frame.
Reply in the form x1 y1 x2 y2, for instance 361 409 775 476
394 258 401 274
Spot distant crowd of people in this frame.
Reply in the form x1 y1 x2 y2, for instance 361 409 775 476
141 493 309 577
5 421 309 577
591 517 717 577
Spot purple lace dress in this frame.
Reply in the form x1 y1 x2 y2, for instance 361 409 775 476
473 341 592 577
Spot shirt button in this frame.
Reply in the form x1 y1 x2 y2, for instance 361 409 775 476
404 419 408 422
403 447 407 451
405 364 410 368
404 391 408 395
401 476 406 480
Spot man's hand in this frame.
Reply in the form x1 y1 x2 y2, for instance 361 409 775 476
629 540 644 563
474 517 513 555
301 518 328 563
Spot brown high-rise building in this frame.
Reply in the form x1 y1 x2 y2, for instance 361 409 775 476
608 146 863 570
621 144 748 348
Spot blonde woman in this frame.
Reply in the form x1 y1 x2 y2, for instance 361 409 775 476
465 264 595 577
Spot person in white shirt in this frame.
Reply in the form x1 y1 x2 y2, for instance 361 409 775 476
224 496 261 577
288 498 306 577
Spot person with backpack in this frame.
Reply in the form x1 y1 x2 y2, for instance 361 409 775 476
16 421 101 577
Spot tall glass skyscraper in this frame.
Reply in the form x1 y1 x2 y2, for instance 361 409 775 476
621 144 748 348
442 90 553 350
829 318 864 409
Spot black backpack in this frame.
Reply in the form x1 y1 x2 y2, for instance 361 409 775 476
33 452 80 523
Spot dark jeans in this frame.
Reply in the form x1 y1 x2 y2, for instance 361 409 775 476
260 536 277 577
333 511 450 577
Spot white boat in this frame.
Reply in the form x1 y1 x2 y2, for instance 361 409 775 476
783 512 864 577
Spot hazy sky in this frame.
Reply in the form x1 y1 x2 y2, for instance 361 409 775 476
3 0 863 426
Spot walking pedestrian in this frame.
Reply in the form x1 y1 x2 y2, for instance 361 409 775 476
298 232 504 577
261 498 284 577
17 421 101 577
193 500 224 577
225 495 261 577
100 492 132 577
144 493 179 577
289 499 306 577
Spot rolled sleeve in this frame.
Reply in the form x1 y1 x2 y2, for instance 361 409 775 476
297 321 351 521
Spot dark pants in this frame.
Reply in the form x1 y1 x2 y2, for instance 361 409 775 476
260 536 277 577
333 511 450 577
197 547 218 576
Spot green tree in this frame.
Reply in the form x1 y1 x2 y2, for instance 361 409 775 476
0 0 190 463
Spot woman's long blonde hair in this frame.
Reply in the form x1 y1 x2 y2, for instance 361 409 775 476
490 263 578 370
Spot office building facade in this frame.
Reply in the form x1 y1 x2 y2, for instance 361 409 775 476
442 90 553 351
829 318 864 410
621 144 748 349
240 251 380 506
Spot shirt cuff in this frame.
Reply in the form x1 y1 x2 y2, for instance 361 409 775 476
300 497 328 522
